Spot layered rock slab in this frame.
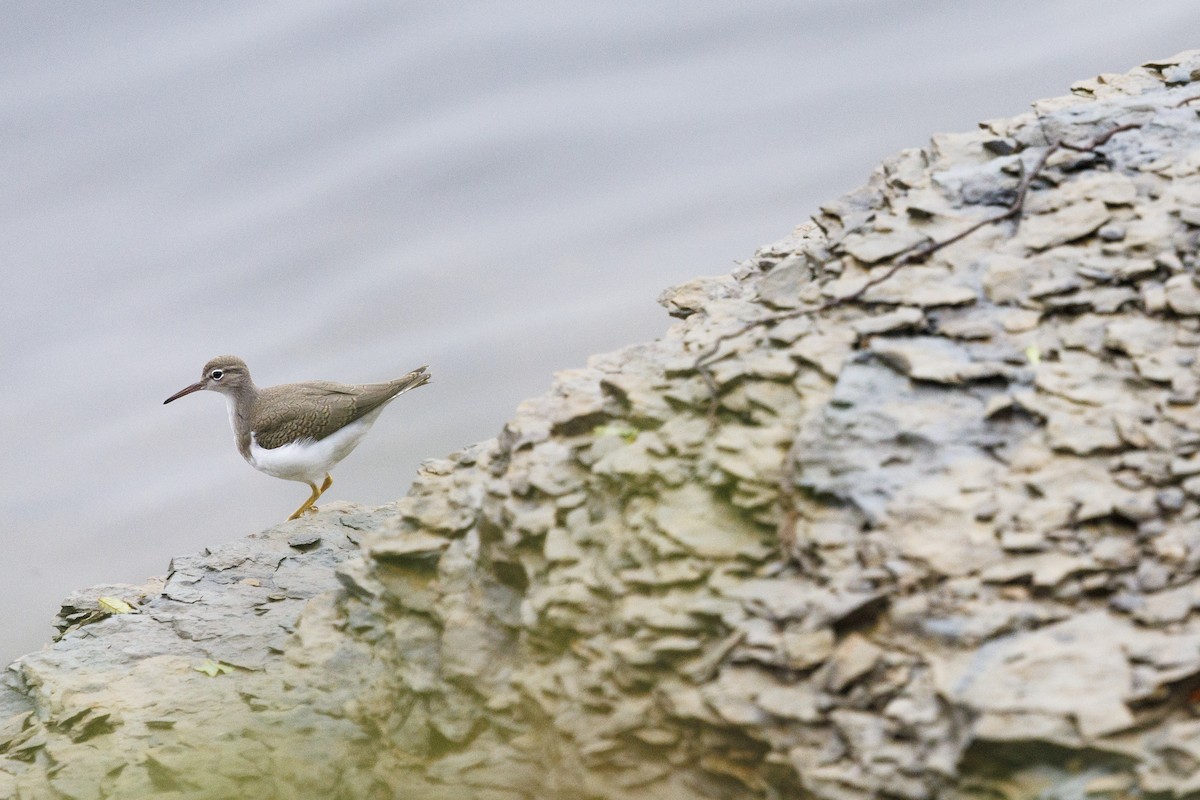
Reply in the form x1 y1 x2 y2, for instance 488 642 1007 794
0 506 382 798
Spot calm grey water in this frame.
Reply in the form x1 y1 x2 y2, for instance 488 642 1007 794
2 2 1197 663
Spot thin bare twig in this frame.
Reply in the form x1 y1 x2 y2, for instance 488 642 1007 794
767 122 1146 547
693 122 1143 428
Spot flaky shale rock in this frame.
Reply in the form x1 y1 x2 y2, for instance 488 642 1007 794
7 51 1200 799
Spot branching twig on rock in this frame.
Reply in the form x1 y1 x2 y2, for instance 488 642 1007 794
693 122 1143 429
683 119 1147 554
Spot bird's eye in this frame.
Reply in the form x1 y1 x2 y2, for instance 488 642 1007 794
211 370 224 381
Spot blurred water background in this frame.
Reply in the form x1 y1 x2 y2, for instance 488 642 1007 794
2 1 1198 663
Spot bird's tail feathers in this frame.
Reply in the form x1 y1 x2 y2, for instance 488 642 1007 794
393 366 432 396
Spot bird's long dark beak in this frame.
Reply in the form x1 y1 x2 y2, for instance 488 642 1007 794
164 381 205 404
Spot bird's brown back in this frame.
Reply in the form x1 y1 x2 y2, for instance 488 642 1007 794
250 367 429 449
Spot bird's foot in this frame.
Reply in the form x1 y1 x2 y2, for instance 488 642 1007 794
286 505 321 521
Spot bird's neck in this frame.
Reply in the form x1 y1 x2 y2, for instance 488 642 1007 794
222 383 260 456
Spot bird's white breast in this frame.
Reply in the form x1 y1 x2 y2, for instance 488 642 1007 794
222 394 240 438
244 406 386 485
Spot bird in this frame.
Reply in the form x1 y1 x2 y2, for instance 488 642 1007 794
164 355 430 521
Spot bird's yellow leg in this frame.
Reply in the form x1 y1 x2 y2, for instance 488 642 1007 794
306 474 335 516
287 481 322 521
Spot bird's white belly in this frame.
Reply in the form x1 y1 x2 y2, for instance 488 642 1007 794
245 409 383 484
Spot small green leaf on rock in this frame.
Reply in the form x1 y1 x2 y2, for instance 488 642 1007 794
97 597 135 615
1025 344 1041 366
193 659 235 678
593 423 638 443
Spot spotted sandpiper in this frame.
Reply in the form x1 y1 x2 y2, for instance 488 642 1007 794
164 355 430 520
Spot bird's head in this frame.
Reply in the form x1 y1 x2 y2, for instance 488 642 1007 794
164 355 252 404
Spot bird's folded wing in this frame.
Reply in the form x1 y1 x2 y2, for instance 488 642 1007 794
252 382 370 448
252 372 428 449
